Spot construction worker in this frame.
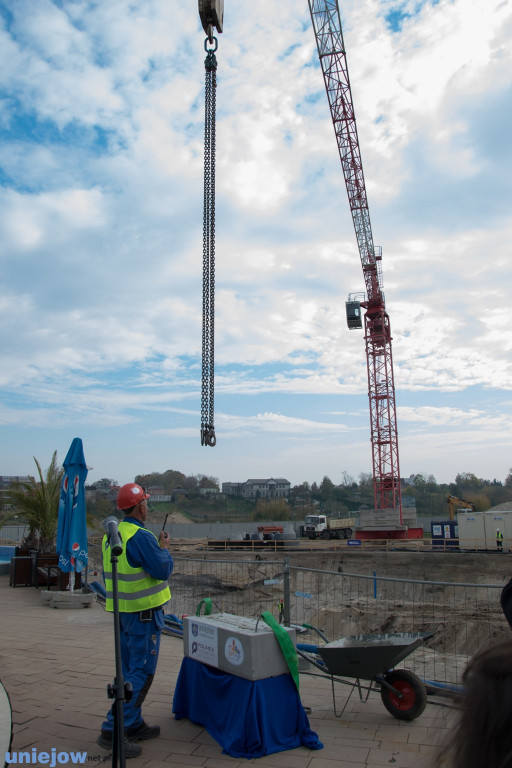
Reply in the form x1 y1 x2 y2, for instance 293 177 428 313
97 483 174 758
497 529 504 552
278 598 284 624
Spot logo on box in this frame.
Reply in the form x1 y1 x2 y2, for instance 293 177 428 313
224 636 244 666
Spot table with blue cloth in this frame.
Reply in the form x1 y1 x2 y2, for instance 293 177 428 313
172 656 323 759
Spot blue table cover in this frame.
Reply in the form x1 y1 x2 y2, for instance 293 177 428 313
172 657 323 759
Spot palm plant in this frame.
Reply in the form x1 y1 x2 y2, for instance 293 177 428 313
10 451 63 553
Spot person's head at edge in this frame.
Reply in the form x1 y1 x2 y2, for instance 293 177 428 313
436 639 512 768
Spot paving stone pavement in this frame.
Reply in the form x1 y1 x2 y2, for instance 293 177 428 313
0 576 457 767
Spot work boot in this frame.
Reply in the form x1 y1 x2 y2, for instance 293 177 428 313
126 721 161 741
96 731 142 759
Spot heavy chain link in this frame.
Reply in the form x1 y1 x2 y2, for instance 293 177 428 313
201 40 217 447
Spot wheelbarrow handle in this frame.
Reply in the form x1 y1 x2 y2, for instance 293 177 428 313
297 647 328 672
302 622 329 643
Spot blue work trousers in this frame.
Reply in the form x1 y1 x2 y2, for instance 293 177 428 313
102 610 162 733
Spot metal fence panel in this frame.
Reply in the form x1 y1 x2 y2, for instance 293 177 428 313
170 557 286 620
289 566 510 685
168 556 511 687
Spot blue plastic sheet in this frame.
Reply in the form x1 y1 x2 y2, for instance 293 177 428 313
172 657 323 759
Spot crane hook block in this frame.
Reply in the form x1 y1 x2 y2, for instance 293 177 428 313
199 0 224 42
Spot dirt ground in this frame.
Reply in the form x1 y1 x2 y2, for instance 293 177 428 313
283 548 512 586
188 546 512 586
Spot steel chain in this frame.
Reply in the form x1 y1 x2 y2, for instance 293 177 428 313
201 44 217 447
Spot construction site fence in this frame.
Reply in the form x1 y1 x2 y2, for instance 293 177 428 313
1 525 509 553
188 538 500 553
169 555 511 687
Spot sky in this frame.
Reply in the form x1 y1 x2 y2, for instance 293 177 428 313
1 0 512 490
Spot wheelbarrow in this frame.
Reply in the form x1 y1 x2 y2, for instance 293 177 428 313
297 624 434 721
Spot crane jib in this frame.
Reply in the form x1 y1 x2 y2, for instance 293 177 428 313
308 0 402 517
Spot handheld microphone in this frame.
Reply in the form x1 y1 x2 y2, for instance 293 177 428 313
103 515 123 556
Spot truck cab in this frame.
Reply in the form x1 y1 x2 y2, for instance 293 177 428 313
304 514 327 538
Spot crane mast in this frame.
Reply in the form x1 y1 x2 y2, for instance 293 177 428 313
308 0 402 517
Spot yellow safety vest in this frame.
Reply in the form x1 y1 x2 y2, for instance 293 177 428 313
102 521 171 613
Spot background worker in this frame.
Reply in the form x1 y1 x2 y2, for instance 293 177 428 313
278 598 284 624
97 483 174 758
496 528 504 551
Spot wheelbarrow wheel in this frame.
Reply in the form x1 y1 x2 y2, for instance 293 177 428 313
380 669 427 721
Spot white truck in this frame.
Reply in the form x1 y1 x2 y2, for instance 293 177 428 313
304 514 355 540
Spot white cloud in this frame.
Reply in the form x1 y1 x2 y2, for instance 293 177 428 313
0 187 107 251
156 410 351 439
0 0 511 487
398 404 512 429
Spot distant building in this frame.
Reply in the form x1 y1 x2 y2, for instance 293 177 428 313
148 485 165 496
147 486 173 502
222 478 291 500
222 482 245 496
199 487 220 496
0 476 30 510
172 487 189 498
85 483 120 503
85 487 97 502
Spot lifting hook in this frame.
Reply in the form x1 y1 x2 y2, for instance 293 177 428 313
201 426 217 448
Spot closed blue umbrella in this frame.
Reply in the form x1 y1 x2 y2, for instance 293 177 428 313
56 437 88 590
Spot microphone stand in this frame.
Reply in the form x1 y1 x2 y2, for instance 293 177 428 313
106 533 131 768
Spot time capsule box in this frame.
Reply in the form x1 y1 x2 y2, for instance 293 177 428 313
183 612 297 681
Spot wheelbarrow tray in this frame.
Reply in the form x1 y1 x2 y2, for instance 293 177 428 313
317 631 432 680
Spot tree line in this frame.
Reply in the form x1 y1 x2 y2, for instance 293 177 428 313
134 470 219 493
3 455 512 553
105 466 512 517
293 470 512 518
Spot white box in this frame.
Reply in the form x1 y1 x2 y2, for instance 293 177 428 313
183 613 296 681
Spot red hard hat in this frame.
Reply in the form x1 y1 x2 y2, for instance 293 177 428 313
117 483 150 510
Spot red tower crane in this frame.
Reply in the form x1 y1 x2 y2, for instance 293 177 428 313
308 0 402 520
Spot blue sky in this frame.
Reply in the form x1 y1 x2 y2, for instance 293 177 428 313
1 0 511 489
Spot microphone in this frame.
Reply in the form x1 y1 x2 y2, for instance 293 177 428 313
103 516 123 556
